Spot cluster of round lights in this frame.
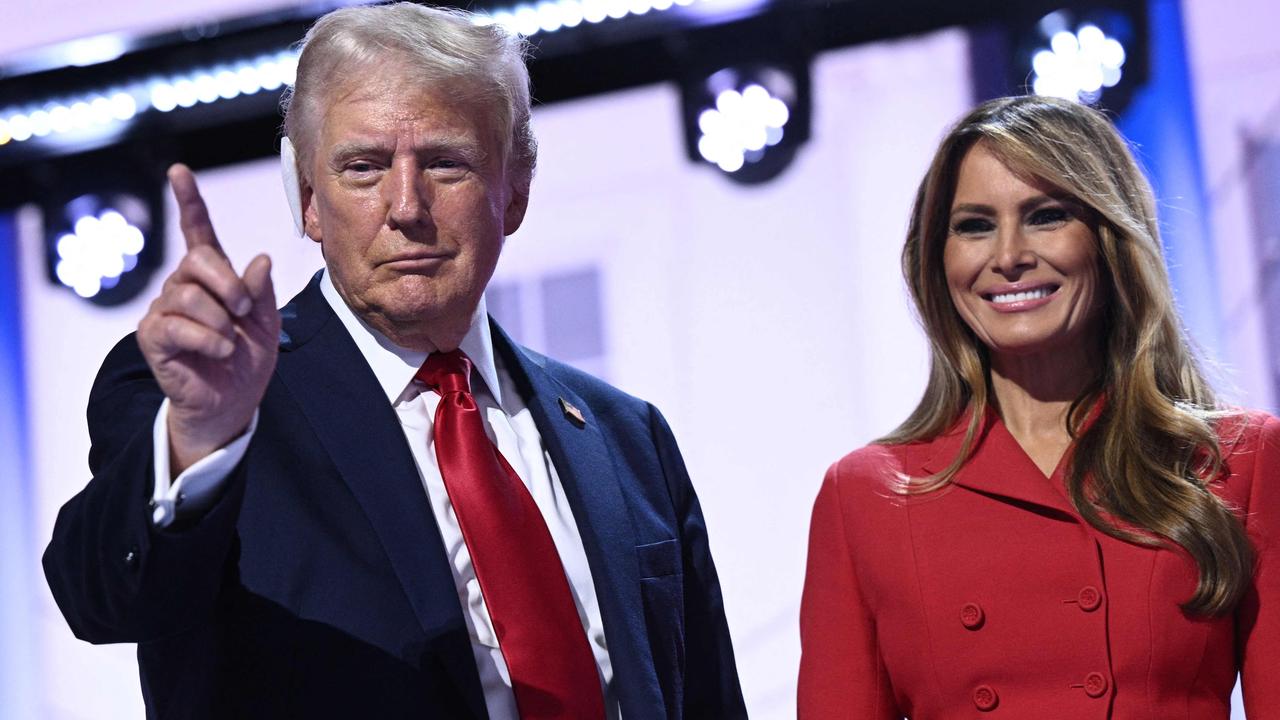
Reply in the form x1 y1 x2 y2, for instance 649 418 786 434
54 210 146 299
696 84 790 173
1031 24 1126 103
0 50 297 148
480 0 697 36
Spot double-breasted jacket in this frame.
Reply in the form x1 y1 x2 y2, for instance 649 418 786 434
800 409 1280 719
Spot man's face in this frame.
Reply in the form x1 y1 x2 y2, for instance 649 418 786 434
301 71 527 350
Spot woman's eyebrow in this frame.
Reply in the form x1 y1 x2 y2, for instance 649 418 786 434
949 202 995 216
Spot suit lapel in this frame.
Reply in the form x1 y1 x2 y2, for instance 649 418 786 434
921 408 1080 519
275 276 488 718
491 322 663 714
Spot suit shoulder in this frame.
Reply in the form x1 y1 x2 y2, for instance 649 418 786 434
828 443 912 484
823 443 915 503
1209 409 1280 519
1216 408 1280 462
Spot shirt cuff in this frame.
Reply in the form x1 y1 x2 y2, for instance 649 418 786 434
151 398 258 528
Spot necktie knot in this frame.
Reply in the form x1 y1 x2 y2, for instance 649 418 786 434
416 350 472 395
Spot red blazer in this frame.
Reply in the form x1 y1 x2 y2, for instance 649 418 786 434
799 409 1280 719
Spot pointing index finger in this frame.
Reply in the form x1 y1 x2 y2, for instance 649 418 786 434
168 164 224 254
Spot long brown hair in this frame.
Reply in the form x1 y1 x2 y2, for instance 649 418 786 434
885 95 1250 616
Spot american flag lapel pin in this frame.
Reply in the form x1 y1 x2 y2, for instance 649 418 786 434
558 397 586 428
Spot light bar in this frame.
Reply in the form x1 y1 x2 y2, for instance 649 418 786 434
0 50 298 149
0 0 699 150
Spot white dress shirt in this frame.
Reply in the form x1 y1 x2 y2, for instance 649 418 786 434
149 270 618 720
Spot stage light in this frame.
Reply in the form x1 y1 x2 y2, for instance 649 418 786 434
54 208 147 299
1031 24 1125 102
41 164 165 307
215 69 241 100
696 85 790 172
1020 8 1141 108
29 110 52 138
8 114 32 142
681 63 810 184
582 0 608 24
236 63 263 96
111 92 137 121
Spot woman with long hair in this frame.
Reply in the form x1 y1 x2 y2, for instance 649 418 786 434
798 95 1279 718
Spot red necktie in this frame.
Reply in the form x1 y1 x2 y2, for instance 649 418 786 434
416 351 605 720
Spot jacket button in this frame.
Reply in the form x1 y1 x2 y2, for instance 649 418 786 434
1077 586 1102 612
123 546 140 569
1083 672 1109 698
960 602 985 629
972 684 998 711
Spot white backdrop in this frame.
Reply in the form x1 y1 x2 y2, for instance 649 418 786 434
1184 0 1280 413
20 30 970 719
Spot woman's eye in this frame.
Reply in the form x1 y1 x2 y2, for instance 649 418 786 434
1029 206 1071 226
952 218 994 235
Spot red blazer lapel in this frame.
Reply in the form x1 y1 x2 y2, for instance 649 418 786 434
919 408 1080 519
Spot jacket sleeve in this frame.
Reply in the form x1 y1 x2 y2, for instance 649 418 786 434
1239 412 1280 714
799 461 901 720
41 333 249 644
648 405 749 718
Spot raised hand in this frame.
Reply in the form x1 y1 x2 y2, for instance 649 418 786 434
136 164 282 476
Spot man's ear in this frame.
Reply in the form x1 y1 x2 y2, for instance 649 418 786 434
503 185 530 236
301 178 321 244
280 137 307 237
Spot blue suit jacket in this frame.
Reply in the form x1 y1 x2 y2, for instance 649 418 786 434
44 276 746 719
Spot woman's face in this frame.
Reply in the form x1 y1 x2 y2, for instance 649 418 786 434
942 142 1104 361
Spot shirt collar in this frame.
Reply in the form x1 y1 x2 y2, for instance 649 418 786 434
318 268 504 408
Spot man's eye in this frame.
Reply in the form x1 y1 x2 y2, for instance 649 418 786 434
346 162 377 174
951 218 994 235
1029 207 1070 226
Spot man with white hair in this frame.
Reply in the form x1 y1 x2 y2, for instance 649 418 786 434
43 4 746 718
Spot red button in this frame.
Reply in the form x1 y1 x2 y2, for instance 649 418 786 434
1077 586 1102 612
960 602 985 629
1083 672 1109 698
972 684 999 711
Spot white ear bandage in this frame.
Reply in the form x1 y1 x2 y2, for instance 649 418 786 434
280 136 305 237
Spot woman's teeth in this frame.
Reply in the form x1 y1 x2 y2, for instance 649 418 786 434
990 287 1054 304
